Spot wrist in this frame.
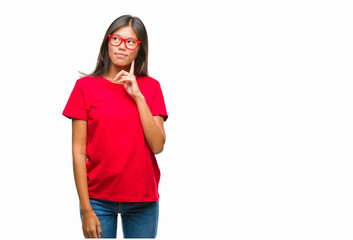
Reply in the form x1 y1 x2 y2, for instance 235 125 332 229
134 92 144 102
80 201 93 213
81 207 93 214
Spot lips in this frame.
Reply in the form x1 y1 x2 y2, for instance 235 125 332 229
114 52 127 58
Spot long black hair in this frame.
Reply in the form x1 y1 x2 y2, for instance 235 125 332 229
85 15 149 77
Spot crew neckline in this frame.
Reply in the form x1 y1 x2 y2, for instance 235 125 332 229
98 75 143 87
97 76 124 88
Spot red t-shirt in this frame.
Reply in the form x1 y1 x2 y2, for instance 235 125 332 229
62 75 168 202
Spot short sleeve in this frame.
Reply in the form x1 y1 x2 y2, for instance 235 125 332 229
62 80 88 121
151 82 168 122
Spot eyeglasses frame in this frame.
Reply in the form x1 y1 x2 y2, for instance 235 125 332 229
108 34 141 50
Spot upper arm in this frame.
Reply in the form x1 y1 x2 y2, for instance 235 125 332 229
72 118 87 155
153 115 166 139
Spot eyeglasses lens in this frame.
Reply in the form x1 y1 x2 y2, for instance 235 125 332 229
110 36 122 46
126 40 138 50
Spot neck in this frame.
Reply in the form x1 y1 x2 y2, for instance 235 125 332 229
103 64 131 81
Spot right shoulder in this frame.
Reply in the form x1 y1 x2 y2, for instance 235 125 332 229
75 75 98 88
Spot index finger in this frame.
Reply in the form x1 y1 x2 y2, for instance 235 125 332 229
129 59 135 75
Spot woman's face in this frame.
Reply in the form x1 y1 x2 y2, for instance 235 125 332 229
108 26 139 68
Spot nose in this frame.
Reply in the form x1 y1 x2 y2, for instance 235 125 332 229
118 40 127 50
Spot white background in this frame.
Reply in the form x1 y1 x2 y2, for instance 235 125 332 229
0 0 352 239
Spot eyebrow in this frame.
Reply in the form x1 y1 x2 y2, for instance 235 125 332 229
113 34 138 40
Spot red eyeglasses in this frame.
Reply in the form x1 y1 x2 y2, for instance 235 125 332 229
108 34 141 50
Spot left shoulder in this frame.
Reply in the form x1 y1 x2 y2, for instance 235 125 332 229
137 76 161 88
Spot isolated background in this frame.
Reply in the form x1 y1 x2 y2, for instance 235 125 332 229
0 0 352 239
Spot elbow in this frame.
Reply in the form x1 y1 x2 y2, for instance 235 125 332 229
72 151 87 163
151 140 165 154
150 134 166 155
152 145 164 155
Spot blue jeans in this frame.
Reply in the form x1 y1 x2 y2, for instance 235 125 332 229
80 198 159 238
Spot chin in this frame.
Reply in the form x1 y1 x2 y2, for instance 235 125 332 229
112 59 130 67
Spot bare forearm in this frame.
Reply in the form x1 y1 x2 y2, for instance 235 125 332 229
134 94 165 154
73 153 92 212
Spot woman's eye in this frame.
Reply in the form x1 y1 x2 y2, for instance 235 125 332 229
127 40 136 44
